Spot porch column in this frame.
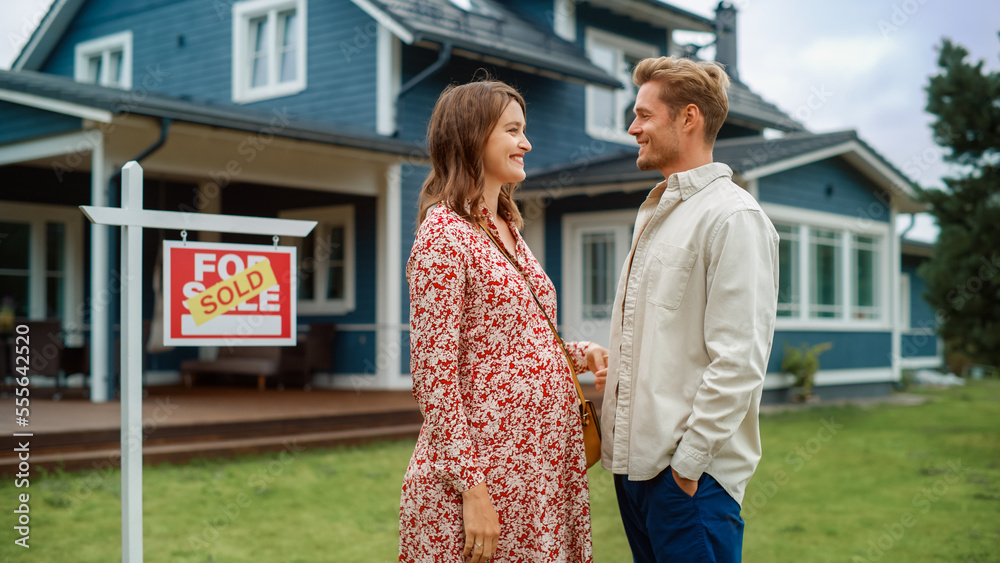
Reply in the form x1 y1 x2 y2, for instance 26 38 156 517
89 132 112 402
196 181 222 362
375 163 403 389
890 206 901 383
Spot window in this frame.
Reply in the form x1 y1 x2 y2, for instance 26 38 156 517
809 229 842 319
74 31 133 88
279 205 355 315
233 0 307 103
767 205 888 327
585 28 658 144
560 210 634 345
447 0 503 18
581 232 617 320
775 223 799 318
853 235 880 319
0 203 83 337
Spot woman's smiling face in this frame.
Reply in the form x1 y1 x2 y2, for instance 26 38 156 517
482 100 531 188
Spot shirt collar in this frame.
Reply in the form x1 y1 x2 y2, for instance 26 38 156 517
664 162 734 200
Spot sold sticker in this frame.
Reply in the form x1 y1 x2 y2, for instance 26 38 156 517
163 240 297 346
185 259 279 326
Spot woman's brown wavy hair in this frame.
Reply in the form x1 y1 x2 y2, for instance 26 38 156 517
416 79 526 230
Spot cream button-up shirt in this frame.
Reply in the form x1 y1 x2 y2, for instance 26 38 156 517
601 162 779 506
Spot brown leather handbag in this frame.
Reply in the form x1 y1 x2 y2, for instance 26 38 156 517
482 226 602 469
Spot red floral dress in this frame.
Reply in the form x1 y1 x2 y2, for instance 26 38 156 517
399 205 594 562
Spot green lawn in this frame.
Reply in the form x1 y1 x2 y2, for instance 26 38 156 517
2 380 998 562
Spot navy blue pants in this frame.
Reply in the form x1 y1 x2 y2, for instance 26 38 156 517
614 468 744 563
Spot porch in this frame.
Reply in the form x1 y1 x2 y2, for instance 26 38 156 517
0 381 608 475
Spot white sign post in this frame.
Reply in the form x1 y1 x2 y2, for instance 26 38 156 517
80 161 316 562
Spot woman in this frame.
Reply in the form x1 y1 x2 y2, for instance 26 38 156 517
399 79 608 563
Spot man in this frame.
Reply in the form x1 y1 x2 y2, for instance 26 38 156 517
594 56 779 562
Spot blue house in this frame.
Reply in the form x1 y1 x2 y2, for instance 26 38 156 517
0 0 939 402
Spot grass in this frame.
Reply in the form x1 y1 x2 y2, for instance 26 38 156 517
1 380 998 562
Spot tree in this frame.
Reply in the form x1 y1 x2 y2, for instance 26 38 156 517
917 37 1000 369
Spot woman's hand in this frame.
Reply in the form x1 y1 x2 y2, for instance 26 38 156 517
584 343 609 391
462 482 499 562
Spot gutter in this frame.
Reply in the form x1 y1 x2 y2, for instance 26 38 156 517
398 40 452 100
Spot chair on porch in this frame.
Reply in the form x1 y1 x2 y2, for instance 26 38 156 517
180 323 336 391
278 323 335 390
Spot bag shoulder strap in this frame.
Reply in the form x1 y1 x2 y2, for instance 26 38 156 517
480 226 589 406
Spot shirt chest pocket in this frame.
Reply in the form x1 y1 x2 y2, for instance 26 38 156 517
645 244 698 310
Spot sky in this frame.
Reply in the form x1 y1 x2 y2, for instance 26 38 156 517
2 0 999 241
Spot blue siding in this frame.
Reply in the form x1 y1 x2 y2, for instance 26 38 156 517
400 167 425 325
0 102 81 145
40 0 378 130
903 256 937 331
398 45 637 172
400 329 410 375
331 329 377 374
511 1 558 30
573 4 669 52
758 157 891 222
769 331 892 373
901 334 937 358
902 254 940 358
543 191 649 309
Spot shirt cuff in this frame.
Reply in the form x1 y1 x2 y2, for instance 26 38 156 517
670 441 708 481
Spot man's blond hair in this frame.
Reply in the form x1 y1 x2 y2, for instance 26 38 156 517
632 56 730 146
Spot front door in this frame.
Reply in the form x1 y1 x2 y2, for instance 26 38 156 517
561 210 635 379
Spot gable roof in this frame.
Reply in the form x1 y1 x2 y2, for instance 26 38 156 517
728 81 804 132
12 0 86 71
350 0 621 87
0 69 424 156
519 129 924 213
582 0 715 32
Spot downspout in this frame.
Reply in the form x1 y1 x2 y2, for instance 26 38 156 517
899 213 917 240
102 117 171 399
397 41 452 100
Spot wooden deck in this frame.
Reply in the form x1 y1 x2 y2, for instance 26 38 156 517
0 385 424 474
0 383 606 474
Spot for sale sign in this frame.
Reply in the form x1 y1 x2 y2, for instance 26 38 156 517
163 240 297 346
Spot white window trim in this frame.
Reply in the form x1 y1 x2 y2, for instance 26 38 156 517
375 23 401 136
74 30 133 89
584 27 658 145
553 0 576 41
0 202 84 344
561 209 635 349
279 205 356 315
232 0 307 104
765 203 892 331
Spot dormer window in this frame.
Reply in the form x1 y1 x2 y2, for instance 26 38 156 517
447 0 503 18
232 0 307 103
74 31 133 88
585 28 658 145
